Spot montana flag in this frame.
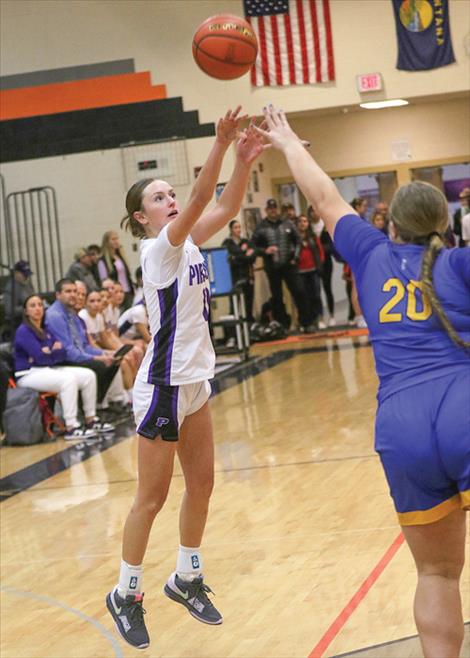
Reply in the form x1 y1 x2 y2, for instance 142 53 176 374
391 0 455 71
243 0 335 86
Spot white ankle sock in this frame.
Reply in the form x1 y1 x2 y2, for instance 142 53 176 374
117 559 142 597
176 545 203 581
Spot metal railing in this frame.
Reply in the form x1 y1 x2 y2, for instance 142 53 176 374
5 186 63 292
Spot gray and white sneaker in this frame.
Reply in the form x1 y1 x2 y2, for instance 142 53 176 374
87 416 115 433
106 588 149 650
64 425 97 441
164 572 222 625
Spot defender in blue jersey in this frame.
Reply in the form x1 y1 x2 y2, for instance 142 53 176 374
258 105 469 658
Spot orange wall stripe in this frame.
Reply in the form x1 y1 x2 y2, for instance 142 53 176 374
0 72 167 120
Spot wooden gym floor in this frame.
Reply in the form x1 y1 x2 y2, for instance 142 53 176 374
1 333 469 658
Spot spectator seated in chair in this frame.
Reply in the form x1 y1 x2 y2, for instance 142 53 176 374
13 294 110 440
45 278 122 421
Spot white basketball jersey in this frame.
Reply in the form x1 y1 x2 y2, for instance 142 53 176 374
137 225 215 386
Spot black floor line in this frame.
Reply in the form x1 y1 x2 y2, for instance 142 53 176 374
0 340 372 501
11 452 378 495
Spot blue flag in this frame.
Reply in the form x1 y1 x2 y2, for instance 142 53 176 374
391 0 455 71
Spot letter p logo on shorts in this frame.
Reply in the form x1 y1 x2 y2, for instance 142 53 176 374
156 417 170 428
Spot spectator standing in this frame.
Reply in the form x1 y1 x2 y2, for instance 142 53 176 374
351 197 368 220
222 219 256 323
371 212 388 235
14 294 98 440
295 214 324 330
453 187 470 247
98 231 134 309
252 198 308 331
461 209 470 246
87 244 102 288
133 266 144 305
308 206 336 326
348 198 368 328
66 248 99 292
3 260 35 330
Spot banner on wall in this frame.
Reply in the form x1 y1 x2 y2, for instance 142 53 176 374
391 0 455 71
243 0 335 86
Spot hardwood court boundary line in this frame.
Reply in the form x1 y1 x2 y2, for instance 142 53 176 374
1 341 372 501
308 532 406 658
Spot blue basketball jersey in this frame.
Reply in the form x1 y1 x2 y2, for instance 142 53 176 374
334 214 470 402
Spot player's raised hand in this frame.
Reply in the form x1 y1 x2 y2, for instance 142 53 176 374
236 118 271 164
216 106 249 145
255 104 309 152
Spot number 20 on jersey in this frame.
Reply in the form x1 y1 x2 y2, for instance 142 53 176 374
379 278 432 323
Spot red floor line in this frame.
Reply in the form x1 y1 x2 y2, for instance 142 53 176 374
308 531 406 658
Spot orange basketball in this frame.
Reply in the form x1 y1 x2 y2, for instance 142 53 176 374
192 14 258 81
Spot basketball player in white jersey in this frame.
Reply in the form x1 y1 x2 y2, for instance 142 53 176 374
106 108 267 649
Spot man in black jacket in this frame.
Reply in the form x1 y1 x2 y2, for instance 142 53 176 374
253 199 308 330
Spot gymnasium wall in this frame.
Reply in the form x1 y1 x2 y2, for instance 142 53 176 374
1 0 469 273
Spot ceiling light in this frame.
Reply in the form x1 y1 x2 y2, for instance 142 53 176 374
360 99 409 110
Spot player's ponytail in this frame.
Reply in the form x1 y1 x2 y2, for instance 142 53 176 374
120 178 155 239
391 181 470 350
421 233 470 349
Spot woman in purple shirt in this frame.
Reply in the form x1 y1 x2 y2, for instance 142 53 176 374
14 295 98 440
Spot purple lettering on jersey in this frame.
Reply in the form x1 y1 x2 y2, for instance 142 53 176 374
189 261 210 286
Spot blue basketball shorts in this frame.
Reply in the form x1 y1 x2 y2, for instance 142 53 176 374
375 369 470 526
133 378 211 441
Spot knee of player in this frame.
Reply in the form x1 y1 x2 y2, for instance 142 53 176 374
134 489 170 518
186 476 214 501
417 558 465 580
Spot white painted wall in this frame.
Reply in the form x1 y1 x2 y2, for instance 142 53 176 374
1 0 469 319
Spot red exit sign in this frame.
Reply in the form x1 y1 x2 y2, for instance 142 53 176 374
356 73 382 93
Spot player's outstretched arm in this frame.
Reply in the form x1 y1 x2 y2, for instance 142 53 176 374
191 124 267 246
255 105 355 238
167 107 248 247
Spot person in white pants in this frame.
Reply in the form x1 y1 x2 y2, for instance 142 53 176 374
16 366 97 437
14 294 107 440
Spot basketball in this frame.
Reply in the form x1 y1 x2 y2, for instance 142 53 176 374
192 14 258 80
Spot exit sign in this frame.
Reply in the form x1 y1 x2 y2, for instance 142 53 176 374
356 73 382 93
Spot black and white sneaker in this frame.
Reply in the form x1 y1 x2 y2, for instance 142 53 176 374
164 572 222 625
106 588 149 650
87 417 115 434
64 425 97 441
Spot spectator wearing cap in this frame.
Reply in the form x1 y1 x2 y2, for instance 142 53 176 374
452 187 470 247
3 260 35 329
281 202 298 223
65 248 99 292
252 198 309 331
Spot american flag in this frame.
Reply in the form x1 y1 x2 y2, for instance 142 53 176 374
243 0 335 87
